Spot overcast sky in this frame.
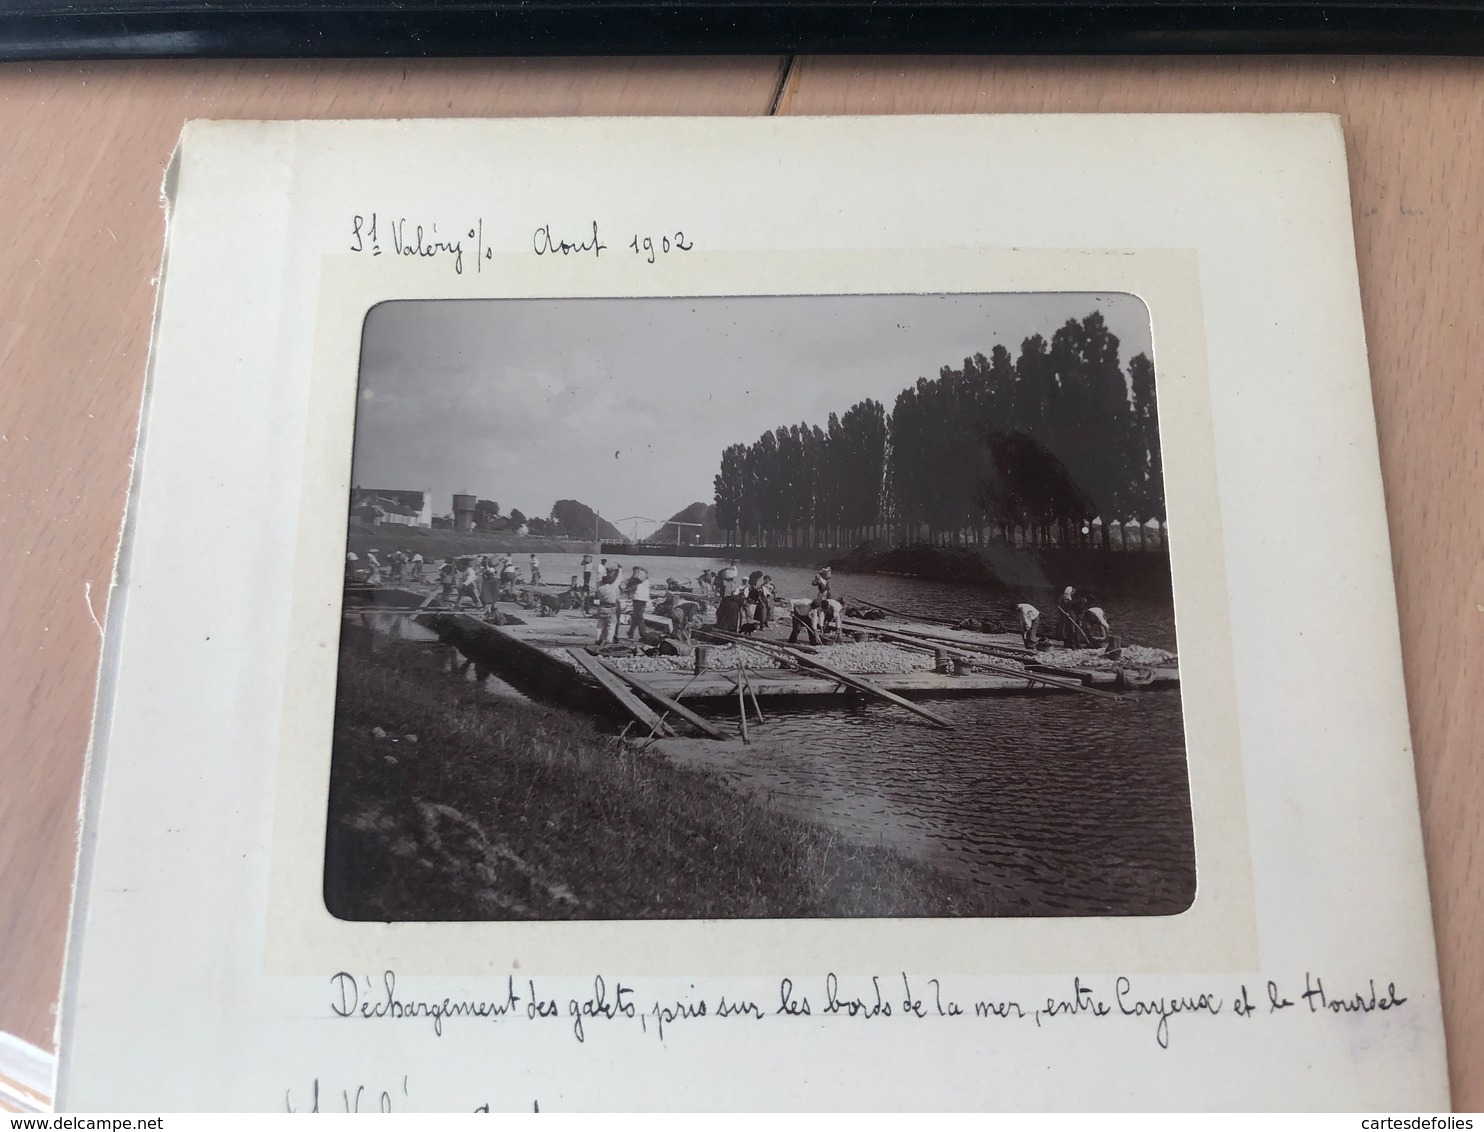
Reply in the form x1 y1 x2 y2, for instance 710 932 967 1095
351 293 1153 540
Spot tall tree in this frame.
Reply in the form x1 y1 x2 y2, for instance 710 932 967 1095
709 309 1163 554
1127 352 1164 522
713 443 746 545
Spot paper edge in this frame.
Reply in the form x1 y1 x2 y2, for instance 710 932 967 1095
52 131 183 1114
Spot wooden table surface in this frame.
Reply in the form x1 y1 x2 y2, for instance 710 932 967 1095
1 55 1479 1109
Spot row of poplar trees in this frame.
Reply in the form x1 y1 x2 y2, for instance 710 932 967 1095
711 311 1164 550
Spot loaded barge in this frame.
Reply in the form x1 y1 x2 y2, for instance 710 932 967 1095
346 580 1179 739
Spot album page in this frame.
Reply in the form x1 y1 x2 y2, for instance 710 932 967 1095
57 115 1448 1111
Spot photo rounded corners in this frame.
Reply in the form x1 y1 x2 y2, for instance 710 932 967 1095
327 288 1191 926
354 289 1161 376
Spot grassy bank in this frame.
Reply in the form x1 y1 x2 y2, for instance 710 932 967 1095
325 634 1007 920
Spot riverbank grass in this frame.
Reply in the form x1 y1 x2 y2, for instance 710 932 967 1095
325 637 1006 920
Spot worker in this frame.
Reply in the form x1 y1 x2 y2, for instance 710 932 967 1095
480 560 502 608
438 558 457 604
623 567 650 639
1057 585 1085 647
788 598 828 645
811 565 833 605
1016 602 1041 649
455 559 482 610
756 574 776 628
1080 597 1111 645
661 593 701 642
529 554 541 586
742 570 763 626
500 556 519 600
580 553 594 591
409 551 423 580
714 563 742 631
593 565 622 645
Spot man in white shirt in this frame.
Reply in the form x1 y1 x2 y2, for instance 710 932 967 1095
624 568 651 639
1081 601 1111 645
1016 602 1041 649
593 566 622 644
455 560 482 610
529 554 541 586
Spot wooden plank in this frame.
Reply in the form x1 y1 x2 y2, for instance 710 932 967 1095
565 648 674 736
842 617 1098 679
641 668 1174 697
848 596 962 626
842 617 1031 656
701 628 957 729
780 647 955 728
595 659 727 739
967 657 1121 701
844 622 1121 700
660 672 841 698
744 670 766 724
737 674 749 743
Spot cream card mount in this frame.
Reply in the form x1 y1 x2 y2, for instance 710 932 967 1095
58 116 1447 1111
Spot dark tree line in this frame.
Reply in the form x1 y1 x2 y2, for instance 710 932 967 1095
711 310 1165 549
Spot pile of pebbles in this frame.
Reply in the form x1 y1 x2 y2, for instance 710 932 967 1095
1038 645 1176 670
611 644 774 674
609 640 933 676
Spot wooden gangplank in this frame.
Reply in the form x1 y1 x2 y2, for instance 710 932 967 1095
595 658 727 740
565 648 675 737
700 627 954 730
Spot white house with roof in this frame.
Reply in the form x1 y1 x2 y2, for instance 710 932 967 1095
349 487 433 527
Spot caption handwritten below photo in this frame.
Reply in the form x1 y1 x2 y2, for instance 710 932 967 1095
327 970 1408 1050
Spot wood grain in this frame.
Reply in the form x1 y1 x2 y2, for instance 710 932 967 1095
0 55 1478 1109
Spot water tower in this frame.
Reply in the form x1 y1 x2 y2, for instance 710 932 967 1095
452 493 476 531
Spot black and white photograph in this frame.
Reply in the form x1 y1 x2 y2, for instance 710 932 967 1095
325 293 1192 923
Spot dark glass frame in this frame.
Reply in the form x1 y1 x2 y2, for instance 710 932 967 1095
2 0 1483 62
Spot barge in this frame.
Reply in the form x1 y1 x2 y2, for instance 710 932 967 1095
345 576 1178 737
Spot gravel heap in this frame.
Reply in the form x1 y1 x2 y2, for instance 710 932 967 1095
609 640 935 677
613 644 775 674
1037 645 1177 670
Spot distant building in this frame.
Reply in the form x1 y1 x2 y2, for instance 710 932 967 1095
350 488 432 527
452 493 477 532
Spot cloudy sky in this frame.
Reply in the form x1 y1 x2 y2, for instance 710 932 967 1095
351 293 1153 539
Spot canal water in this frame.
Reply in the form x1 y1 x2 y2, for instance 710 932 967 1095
352 553 1196 917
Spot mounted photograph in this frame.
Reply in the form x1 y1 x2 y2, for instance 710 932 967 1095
325 292 1191 923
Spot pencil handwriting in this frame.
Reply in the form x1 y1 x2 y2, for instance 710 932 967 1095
347 214 696 273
